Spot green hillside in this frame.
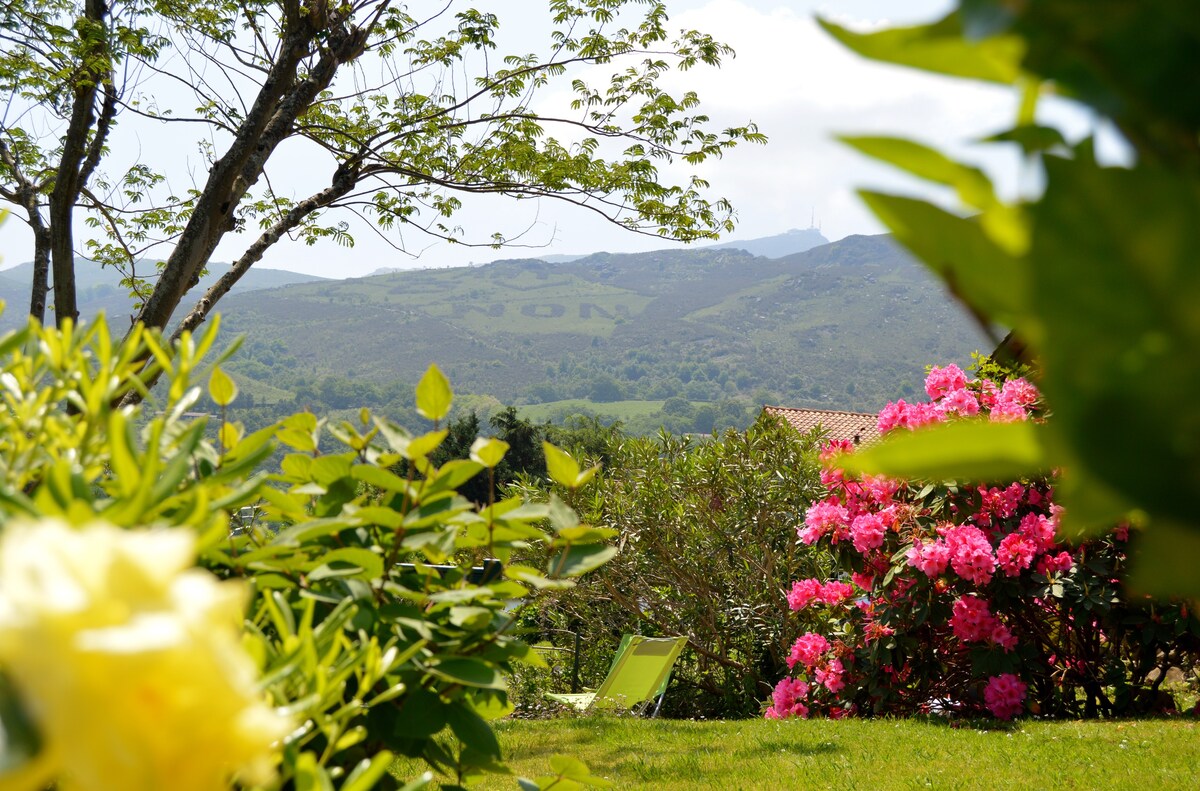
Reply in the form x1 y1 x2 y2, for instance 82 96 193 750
0 260 327 330
212 233 990 417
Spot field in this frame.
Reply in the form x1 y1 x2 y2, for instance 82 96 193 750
389 717 1200 789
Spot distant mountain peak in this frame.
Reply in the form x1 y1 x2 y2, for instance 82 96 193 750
705 226 829 259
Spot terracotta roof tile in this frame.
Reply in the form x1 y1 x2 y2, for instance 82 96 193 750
762 405 880 446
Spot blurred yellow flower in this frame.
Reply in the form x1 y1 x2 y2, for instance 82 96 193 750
0 520 289 791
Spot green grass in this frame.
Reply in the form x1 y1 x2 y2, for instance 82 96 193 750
390 717 1200 789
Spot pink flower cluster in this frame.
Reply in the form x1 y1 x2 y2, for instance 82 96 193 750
787 632 831 670
766 364 1128 723
764 677 809 719
907 539 951 578
787 579 854 611
877 365 1040 434
799 500 849 545
984 674 1027 720
944 525 996 586
950 595 1016 650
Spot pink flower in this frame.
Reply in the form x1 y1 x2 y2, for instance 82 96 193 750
950 595 996 643
906 539 951 578
877 400 909 434
787 578 824 611
975 378 1000 408
850 513 887 555
819 581 855 606
788 633 831 670
800 500 850 545
1018 512 1057 553
1037 551 1074 576
940 388 981 417
984 674 1027 720
851 571 875 592
990 623 1018 651
862 475 900 505
989 400 1028 422
925 364 968 401
765 676 810 719
999 378 1039 407
816 659 846 694
997 533 1037 577
944 525 995 586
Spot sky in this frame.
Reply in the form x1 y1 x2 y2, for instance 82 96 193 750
0 0 1106 279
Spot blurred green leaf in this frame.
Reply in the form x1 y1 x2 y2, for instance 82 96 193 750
470 437 510 468
840 420 1047 482
550 544 618 577
428 658 505 689
415 364 452 421
543 442 580 488
818 12 1024 85
858 191 1029 325
208 365 237 407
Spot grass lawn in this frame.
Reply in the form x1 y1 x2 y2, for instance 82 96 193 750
391 716 1200 789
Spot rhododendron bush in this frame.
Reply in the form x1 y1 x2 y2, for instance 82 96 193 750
769 364 1200 722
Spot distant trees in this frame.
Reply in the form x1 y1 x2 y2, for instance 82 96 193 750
1 0 763 345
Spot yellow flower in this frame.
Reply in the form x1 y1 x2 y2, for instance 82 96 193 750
0 520 289 791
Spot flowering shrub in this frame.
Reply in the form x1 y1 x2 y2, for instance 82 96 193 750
768 363 1200 721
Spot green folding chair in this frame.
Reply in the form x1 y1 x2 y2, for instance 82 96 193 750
545 635 687 716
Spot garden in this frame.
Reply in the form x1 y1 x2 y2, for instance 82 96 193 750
3 0 1200 790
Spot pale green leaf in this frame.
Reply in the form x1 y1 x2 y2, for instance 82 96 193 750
543 442 580 488
415 364 452 421
208 366 237 407
470 437 510 468
840 419 1047 482
819 12 1024 86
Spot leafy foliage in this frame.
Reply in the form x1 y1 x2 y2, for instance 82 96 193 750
511 416 830 717
0 313 613 789
821 1 1200 595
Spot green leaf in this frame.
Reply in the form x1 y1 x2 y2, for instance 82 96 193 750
818 12 1024 86
840 420 1047 482
445 702 502 759
857 191 1029 324
470 437 509 468
842 136 997 211
1030 159 1200 530
428 658 505 689
340 751 395 791
449 606 494 630
0 672 44 778
208 365 237 407
415 364 452 421
543 442 581 488
295 752 335 791
983 123 1068 155
550 544 617 578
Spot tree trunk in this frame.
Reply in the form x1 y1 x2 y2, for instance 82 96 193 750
130 10 369 335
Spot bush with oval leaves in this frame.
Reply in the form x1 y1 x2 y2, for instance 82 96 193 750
0 313 613 790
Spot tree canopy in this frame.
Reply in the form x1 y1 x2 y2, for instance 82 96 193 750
0 0 764 339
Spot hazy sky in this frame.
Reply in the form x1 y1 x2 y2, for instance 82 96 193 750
0 1 1100 279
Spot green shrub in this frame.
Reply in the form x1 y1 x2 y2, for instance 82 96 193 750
0 314 612 789
512 416 831 718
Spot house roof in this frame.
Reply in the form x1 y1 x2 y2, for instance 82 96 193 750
761 405 880 446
